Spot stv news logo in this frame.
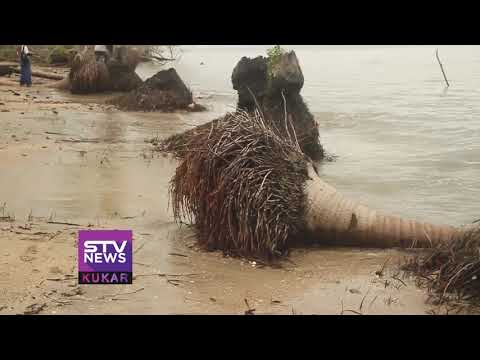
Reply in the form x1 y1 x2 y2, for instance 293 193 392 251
78 230 133 284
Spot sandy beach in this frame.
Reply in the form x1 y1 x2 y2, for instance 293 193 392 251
0 61 460 315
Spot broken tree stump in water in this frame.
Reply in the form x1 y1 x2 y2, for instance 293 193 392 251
231 50 324 161
108 68 205 112
161 50 325 162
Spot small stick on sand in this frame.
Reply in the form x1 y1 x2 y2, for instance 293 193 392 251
46 221 84 227
436 48 450 87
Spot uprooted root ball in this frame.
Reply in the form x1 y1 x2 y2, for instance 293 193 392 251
169 110 310 258
69 52 110 94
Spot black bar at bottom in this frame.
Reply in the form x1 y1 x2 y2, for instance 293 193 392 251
78 272 133 285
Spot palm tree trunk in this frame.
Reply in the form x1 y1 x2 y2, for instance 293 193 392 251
304 164 459 248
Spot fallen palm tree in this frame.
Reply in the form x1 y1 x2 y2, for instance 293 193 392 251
161 48 324 161
108 68 205 112
169 109 480 303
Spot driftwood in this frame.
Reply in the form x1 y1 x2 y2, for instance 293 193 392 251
29 70 64 81
46 221 84 227
25 69 64 81
1 65 65 81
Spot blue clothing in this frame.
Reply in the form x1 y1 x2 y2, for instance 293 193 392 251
20 51 32 86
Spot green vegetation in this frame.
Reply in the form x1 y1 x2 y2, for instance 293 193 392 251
266 45 286 79
0 45 18 62
48 45 76 64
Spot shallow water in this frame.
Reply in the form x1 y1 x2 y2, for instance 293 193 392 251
0 94 431 314
138 45 480 226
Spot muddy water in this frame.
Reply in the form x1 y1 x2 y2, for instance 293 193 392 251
0 82 432 313
138 45 480 227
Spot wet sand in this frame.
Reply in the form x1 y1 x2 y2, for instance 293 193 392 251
0 67 444 315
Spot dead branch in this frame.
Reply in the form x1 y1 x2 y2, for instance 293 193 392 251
435 49 450 87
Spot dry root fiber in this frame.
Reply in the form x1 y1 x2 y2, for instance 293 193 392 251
69 51 110 94
158 118 222 158
170 110 309 258
403 225 480 310
159 93 322 161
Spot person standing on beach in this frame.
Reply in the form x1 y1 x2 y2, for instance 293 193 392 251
17 45 32 87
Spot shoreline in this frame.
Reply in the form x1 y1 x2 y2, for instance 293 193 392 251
0 63 472 315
